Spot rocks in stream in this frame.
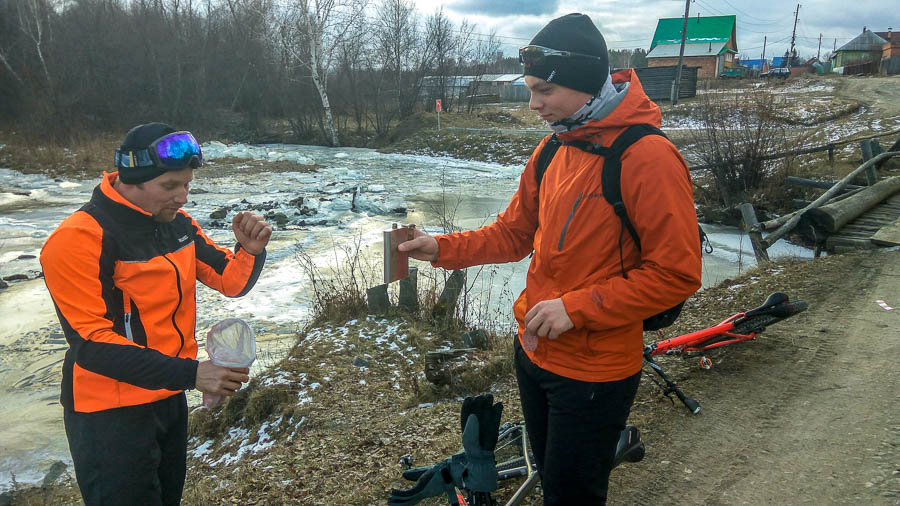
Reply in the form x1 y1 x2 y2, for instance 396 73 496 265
203 184 404 231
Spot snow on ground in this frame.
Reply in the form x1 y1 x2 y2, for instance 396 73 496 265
187 316 433 468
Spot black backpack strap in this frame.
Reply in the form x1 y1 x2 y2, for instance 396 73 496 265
601 124 667 252
534 134 563 189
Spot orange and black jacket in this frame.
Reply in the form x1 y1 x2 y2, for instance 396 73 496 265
433 69 702 383
41 172 266 413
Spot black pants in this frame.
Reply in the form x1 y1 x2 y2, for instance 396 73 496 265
64 393 188 506
515 339 641 506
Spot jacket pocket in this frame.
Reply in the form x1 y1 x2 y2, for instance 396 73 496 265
558 192 583 251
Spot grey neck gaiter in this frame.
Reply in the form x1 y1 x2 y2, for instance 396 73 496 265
550 74 629 134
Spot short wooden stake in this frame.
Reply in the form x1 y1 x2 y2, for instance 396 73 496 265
398 267 419 312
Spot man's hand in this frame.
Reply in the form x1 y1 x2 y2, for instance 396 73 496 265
523 298 574 341
232 211 272 255
195 361 250 397
397 227 439 262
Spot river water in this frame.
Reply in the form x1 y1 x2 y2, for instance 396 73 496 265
0 143 812 491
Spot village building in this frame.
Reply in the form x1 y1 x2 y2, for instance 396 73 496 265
832 27 892 75
878 29 900 75
646 14 739 79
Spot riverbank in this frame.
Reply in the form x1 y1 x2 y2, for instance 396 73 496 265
2 74 899 504
8 247 898 505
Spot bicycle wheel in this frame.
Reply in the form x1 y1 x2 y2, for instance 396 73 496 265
494 422 536 478
731 314 780 335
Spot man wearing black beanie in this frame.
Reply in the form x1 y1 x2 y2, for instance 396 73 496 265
399 13 701 505
41 123 273 505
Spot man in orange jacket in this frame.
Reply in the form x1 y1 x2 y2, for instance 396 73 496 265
40 123 272 505
399 14 702 505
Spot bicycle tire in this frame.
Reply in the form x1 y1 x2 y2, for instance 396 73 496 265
496 456 527 472
732 313 781 335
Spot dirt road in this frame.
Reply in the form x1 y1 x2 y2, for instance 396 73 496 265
835 76 900 118
610 248 900 504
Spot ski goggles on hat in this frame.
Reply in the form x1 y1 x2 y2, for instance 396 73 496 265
519 45 606 69
114 131 203 170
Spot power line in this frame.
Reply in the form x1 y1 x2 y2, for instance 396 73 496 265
719 0 782 24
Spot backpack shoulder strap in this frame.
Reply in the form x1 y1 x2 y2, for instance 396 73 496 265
601 124 667 251
534 134 562 190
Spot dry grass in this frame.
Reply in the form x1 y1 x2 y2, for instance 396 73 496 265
0 128 118 180
178 251 874 505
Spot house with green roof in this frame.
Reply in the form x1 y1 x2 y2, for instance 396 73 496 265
647 15 739 79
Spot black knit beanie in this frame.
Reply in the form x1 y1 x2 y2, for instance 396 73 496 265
116 122 176 184
524 13 609 95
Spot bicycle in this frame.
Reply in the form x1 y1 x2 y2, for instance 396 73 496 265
643 291 808 414
391 292 808 505
397 420 645 506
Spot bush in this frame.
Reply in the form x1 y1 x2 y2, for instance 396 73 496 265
689 89 810 210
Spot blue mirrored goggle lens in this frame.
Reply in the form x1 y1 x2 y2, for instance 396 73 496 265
153 132 202 168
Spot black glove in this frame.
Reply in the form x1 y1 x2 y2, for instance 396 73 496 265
388 452 467 505
459 394 503 493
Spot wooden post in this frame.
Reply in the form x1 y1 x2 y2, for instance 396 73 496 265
739 203 770 263
366 284 391 315
827 144 834 167
432 270 466 321
398 267 419 313
860 140 877 185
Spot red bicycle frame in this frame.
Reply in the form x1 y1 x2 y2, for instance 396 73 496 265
642 292 808 414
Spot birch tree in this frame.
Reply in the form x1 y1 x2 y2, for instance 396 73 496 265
281 0 366 146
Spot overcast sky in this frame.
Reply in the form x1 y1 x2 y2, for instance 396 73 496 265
412 0 893 61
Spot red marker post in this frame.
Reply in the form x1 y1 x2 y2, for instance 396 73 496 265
436 99 442 130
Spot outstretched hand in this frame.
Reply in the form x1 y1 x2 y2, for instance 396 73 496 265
397 227 439 262
232 211 272 255
524 298 574 341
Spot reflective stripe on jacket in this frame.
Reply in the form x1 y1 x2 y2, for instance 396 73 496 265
433 69 702 382
41 172 266 412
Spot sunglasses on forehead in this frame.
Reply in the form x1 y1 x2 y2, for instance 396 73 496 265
519 45 606 68
115 131 203 171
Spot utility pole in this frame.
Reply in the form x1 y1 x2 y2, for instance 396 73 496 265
761 35 767 61
788 4 800 69
817 33 822 60
671 0 691 106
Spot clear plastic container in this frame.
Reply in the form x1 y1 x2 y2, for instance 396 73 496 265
202 318 256 409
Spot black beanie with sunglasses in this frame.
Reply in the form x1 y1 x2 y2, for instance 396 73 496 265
524 13 609 96
117 122 175 184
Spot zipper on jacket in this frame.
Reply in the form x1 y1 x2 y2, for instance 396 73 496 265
156 227 186 357
123 295 134 342
558 192 583 251
123 313 134 341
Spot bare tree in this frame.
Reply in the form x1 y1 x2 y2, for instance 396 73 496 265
281 0 367 146
465 31 500 113
16 0 55 95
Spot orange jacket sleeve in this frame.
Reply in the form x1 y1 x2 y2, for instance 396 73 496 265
191 217 266 297
432 138 548 269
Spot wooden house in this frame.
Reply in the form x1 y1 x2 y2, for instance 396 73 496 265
833 27 888 74
646 15 739 79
